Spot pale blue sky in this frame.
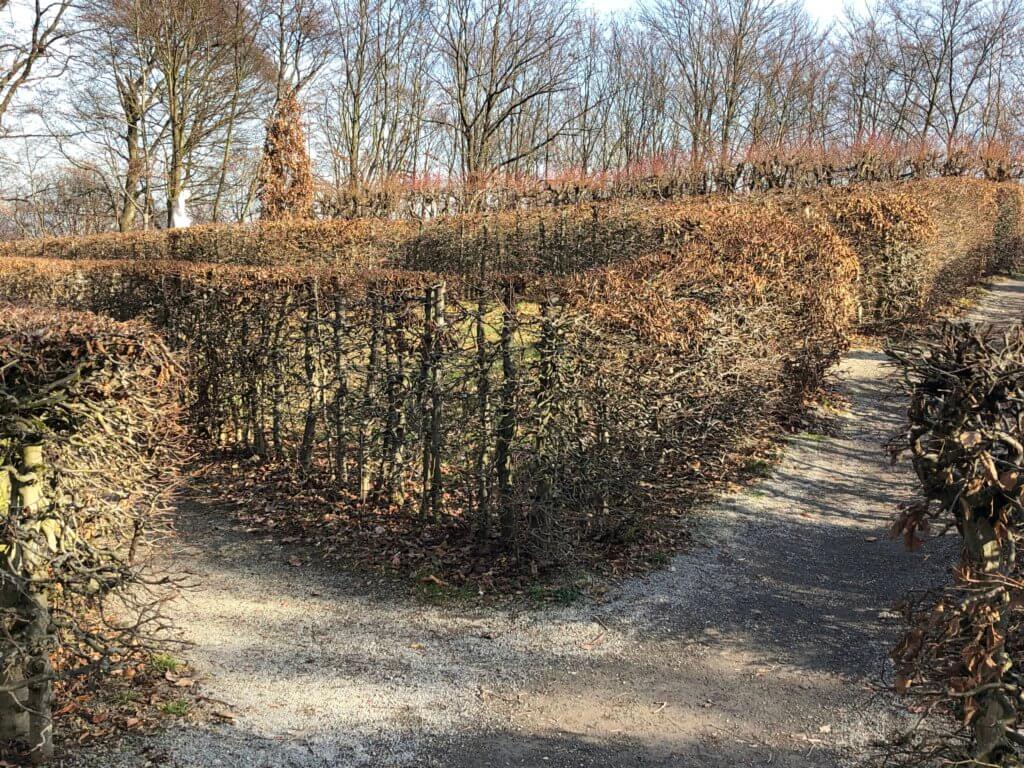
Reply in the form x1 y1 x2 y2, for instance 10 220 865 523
583 0 867 22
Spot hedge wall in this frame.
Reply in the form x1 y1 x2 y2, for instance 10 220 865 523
0 305 182 759
0 178 1019 575
2 179 1018 324
0 201 857 568
815 179 1023 330
0 218 416 267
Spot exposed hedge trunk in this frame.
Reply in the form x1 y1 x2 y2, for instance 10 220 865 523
0 306 182 763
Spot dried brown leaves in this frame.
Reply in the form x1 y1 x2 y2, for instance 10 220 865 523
889 324 1024 765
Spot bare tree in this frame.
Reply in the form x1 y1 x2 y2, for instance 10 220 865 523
212 0 269 220
0 0 73 133
62 0 167 231
320 0 430 197
136 0 262 226
431 0 584 182
642 0 820 173
258 0 332 100
834 0 1024 156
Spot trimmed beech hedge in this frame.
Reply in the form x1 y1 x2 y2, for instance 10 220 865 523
0 178 1019 573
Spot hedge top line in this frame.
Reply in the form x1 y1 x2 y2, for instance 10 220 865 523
0 191 861 304
0 178 1005 274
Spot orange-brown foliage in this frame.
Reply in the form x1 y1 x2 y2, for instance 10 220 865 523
0 178 1019 579
257 89 315 221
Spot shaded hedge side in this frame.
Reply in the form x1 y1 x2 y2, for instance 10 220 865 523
0 305 182 759
816 179 1024 330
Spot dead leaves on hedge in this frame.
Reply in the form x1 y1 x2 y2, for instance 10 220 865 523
889 322 1024 763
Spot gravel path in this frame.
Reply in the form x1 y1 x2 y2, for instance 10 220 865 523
66 277 1024 768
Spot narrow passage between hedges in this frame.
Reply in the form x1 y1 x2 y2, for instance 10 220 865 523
68 276 1024 768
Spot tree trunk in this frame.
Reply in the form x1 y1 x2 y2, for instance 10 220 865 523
496 281 518 545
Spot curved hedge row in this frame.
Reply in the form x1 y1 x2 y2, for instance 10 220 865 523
0 197 857 572
0 179 1018 578
2 179 1019 329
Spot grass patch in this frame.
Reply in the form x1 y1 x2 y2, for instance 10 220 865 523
791 431 828 443
159 699 189 717
113 689 138 706
646 551 671 567
151 653 182 674
743 457 775 477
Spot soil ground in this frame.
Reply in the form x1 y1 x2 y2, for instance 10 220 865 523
63 277 1024 768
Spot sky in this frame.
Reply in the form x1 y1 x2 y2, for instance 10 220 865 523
584 0 866 22
3 0 864 28
2 0 866 22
